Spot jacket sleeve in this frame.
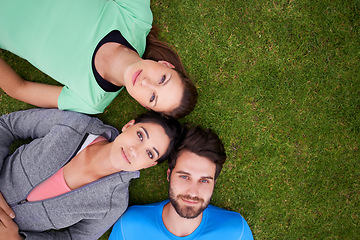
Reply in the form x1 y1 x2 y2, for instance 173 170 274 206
21 216 121 240
0 108 92 166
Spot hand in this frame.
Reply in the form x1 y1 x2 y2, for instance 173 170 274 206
0 192 15 219
0 208 23 240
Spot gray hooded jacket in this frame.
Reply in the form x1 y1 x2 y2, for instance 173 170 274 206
0 108 139 239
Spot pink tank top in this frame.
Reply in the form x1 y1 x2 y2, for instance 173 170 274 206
27 136 108 201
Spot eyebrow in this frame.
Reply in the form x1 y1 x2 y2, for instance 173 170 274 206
141 127 160 158
153 77 171 107
141 127 149 139
175 170 214 180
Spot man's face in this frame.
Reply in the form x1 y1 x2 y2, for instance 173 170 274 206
167 150 216 219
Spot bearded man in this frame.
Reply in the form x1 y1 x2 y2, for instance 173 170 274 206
109 126 254 240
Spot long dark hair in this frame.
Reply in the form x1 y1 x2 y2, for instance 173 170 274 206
143 27 198 119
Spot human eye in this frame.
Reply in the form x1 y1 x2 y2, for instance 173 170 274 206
150 93 155 103
160 75 166 84
137 131 143 141
147 150 154 159
180 175 189 180
200 179 209 184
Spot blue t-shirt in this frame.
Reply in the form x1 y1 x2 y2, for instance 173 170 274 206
109 200 254 240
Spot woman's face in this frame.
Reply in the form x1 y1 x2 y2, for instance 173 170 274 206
124 60 184 114
110 120 170 171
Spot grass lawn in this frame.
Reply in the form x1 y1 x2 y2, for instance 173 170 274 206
1 0 359 239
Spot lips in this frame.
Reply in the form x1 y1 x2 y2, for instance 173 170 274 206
121 148 131 164
132 70 142 86
181 196 201 205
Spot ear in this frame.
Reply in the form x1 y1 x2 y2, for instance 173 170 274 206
121 119 135 132
158 60 175 69
167 169 171 181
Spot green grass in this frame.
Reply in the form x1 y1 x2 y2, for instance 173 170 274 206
1 0 359 239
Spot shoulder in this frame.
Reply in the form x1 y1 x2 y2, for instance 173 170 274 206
123 201 166 218
110 201 167 239
114 0 152 23
47 109 97 130
204 205 254 239
206 205 246 226
40 108 119 138
14 108 94 126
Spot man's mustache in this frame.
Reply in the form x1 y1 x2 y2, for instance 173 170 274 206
178 194 204 203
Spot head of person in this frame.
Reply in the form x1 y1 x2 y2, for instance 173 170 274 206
166 126 227 219
126 26 198 119
125 60 198 119
110 111 181 172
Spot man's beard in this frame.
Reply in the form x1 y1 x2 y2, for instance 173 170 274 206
168 185 211 219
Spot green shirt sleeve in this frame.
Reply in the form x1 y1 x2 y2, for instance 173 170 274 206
58 86 123 114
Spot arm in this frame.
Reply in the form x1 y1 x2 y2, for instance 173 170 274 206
20 208 123 240
0 57 62 108
0 108 91 161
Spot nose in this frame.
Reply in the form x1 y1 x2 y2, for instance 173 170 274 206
186 181 199 198
141 78 156 90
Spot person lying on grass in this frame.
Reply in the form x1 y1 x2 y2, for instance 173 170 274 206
0 0 197 119
109 126 254 240
0 108 180 240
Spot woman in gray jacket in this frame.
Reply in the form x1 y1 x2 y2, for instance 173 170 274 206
0 108 180 240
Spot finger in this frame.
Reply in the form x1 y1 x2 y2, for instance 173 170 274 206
0 192 15 219
0 208 12 227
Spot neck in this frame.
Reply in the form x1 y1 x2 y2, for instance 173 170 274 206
64 140 121 190
162 202 203 237
95 42 141 86
85 141 121 177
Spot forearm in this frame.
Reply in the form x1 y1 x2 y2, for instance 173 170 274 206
0 109 70 153
0 108 94 146
0 57 61 108
0 57 25 96
20 230 70 240
21 218 112 240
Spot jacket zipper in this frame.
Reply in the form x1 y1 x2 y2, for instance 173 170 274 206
17 199 28 205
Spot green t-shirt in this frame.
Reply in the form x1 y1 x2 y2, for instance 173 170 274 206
0 0 153 114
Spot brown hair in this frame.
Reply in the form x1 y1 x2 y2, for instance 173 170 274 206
169 126 227 180
143 27 198 119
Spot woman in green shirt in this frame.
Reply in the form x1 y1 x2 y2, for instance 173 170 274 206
0 0 197 119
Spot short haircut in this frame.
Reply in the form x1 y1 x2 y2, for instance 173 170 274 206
168 125 227 180
135 111 181 164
